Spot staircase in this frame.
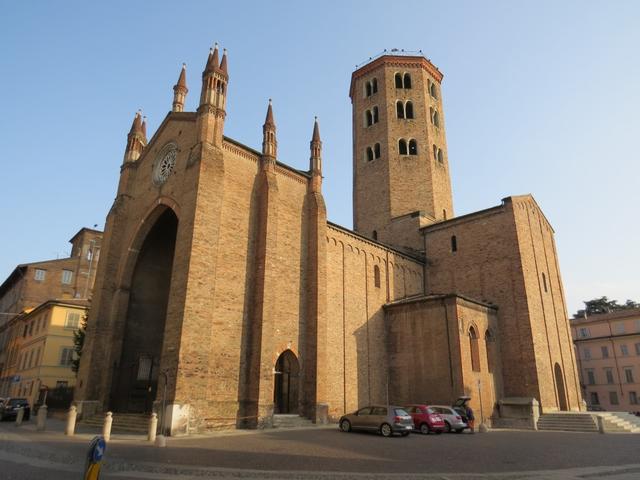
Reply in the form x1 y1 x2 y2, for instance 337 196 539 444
81 413 151 434
537 412 640 433
597 412 640 433
272 414 315 429
537 413 598 432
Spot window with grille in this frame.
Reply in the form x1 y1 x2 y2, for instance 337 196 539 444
34 269 46 281
65 312 81 329
625 368 634 383
605 369 614 384
609 391 619 405
62 270 73 284
60 347 74 366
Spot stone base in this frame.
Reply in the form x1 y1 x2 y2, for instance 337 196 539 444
496 397 540 430
73 400 101 421
159 403 190 436
315 403 329 424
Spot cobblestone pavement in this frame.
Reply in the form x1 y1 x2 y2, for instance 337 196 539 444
1 419 640 479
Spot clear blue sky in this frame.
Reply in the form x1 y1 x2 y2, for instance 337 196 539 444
2 1 638 315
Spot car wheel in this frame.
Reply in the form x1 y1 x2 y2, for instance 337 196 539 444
339 419 351 432
444 421 452 433
420 423 430 435
380 423 393 437
455 428 464 434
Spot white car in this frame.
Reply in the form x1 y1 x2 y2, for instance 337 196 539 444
429 405 467 433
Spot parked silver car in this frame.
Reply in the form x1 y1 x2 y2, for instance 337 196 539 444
430 405 467 433
339 405 413 437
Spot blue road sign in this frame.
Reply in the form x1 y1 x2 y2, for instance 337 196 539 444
92 437 106 462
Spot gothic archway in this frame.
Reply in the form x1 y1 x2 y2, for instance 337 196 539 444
111 207 178 413
554 362 568 411
274 350 300 414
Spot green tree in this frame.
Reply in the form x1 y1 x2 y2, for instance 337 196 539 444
576 296 640 317
71 314 87 375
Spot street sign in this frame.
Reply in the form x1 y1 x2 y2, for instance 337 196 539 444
92 437 106 462
84 435 106 480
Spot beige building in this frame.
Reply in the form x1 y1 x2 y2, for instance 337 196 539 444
2 300 87 406
76 48 582 434
0 228 102 395
571 308 640 411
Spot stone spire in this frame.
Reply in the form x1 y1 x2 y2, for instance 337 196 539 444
172 63 188 112
205 43 220 74
219 48 228 76
262 99 277 161
309 117 322 192
123 110 146 163
141 116 148 142
198 44 228 146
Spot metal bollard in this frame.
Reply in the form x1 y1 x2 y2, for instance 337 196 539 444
36 404 47 431
102 411 113 442
148 413 158 442
65 405 77 436
15 407 24 426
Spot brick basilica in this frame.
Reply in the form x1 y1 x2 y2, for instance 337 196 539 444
75 46 583 434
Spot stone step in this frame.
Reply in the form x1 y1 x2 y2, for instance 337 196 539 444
80 414 152 433
272 414 315 429
537 413 598 433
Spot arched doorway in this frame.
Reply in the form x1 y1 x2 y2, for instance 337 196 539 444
554 362 568 411
274 350 300 414
111 208 178 413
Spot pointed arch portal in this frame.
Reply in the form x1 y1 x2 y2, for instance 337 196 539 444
111 208 178 413
554 362 568 411
274 350 300 414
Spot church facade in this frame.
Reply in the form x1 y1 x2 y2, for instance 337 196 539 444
75 47 582 434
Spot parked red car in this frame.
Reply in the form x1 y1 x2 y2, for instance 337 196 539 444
404 404 445 434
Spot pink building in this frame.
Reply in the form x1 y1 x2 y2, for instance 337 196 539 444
571 308 640 412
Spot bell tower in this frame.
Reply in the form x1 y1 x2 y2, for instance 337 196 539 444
350 52 453 252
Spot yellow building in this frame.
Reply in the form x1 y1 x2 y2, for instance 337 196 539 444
7 299 86 406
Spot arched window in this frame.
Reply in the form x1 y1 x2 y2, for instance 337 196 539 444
403 73 412 89
443 209 447 220
430 82 438 99
365 110 373 127
372 106 379 124
469 326 480 372
374 265 381 288
372 78 378 94
433 110 440 127
395 72 403 89
451 235 457 252
408 139 418 155
405 101 414 119
398 139 408 155
366 147 374 162
433 144 438 161
365 81 372 97
485 330 495 373
372 230 378 241
429 107 434 123
437 149 444 163
396 101 405 119
374 143 381 159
